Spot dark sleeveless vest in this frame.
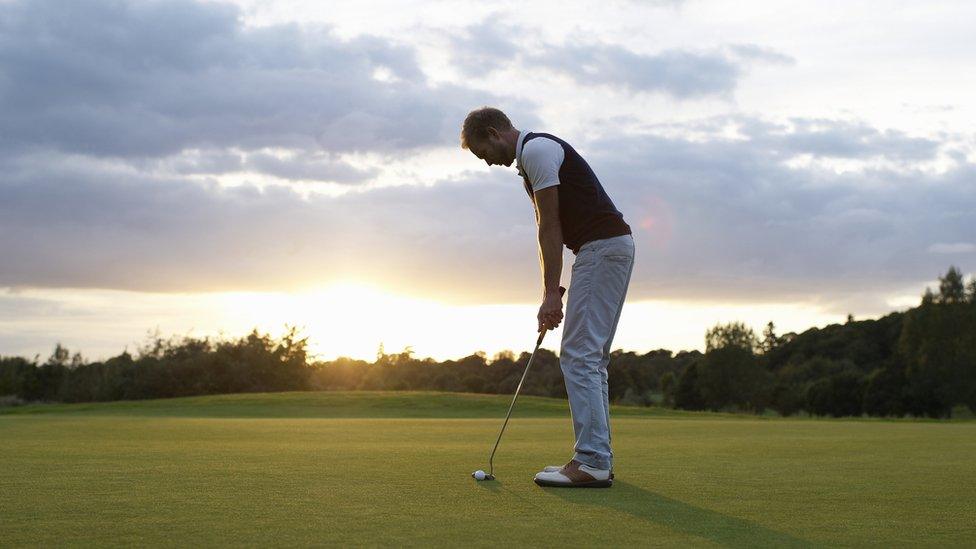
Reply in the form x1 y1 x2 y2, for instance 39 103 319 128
520 132 632 254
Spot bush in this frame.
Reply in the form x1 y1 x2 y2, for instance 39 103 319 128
862 363 907 417
805 370 866 417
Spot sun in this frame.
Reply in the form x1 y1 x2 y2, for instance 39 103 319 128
215 281 446 361
212 281 549 363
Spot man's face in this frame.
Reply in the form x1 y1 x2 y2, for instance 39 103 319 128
469 132 513 168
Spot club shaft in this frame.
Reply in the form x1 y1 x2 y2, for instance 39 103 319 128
486 286 563 478
487 332 546 477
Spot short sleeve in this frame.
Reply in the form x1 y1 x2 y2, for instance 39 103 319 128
521 138 564 193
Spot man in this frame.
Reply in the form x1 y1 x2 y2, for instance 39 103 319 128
460 106 635 488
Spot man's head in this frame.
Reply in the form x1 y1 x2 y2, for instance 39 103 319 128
460 106 519 167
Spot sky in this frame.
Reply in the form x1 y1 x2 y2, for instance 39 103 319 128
1 0 974 362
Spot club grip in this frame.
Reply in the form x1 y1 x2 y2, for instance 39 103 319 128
535 286 567 346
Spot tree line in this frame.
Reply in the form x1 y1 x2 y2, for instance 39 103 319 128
2 267 974 418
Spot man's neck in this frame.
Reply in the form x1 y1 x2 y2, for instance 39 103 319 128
506 127 521 155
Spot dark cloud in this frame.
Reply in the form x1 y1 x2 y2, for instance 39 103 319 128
1 115 972 315
645 115 942 161
446 21 792 99
529 45 740 99
0 0 969 315
750 118 941 160
243 152 379 184
587 120 973 313
0 0 509 162
447 18 522 78
0 148 543 303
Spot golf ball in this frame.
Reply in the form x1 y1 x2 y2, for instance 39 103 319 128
473 470 486 480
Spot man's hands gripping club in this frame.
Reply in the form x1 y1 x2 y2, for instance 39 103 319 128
538 286 566 333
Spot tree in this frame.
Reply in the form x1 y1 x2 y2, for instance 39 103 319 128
938 266 966 304
659 371 677 407
673 362 705 410
898 303 962 417
0 356 38 399
493 350 515 362
863 363 907 417
697 346 771 413
46 343 70 367
705 321 760 353
805 369 866 417
903 268 976 415
761 321 780 354
770 379 805 417
697 321 769 412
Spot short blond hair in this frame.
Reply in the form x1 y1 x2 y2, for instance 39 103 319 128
460 106 513 149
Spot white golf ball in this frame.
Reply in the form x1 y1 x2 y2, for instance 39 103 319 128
473 470 486 480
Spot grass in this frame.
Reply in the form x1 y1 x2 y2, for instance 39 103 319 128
0 390 739 419
2 391 975 547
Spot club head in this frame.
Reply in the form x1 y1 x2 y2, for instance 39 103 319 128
471 471 496 481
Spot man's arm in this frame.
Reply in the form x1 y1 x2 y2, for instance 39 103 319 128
521 138 565 330
534 186 562 296
535 186 563 331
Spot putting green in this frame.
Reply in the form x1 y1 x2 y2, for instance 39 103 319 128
2 392 974 547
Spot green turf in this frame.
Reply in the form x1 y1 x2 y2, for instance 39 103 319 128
0 390 734 419
2 391 974 547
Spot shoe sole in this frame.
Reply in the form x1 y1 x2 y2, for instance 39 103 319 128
534 477 613 488
542 468 614 480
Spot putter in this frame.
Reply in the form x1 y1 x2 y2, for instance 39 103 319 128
474 286 565 481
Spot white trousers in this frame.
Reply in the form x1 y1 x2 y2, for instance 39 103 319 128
559 233 635 470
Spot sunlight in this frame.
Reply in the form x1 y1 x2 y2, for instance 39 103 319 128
3 285 860 364
211 282 846 363
214 282 544 362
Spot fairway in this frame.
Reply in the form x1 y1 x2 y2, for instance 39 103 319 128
2 392 974 547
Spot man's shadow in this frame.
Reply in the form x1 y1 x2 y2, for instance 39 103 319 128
540 480 815 548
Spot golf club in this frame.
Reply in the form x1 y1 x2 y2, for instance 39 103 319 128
473 286 566 481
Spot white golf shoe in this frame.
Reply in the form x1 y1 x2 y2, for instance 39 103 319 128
534 459 613 488
541 461 613 479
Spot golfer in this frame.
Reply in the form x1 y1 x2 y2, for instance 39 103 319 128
461 107 635 488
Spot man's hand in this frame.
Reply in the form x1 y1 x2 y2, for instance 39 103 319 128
537 289 564 332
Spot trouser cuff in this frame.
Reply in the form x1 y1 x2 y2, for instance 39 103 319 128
574 452 611 471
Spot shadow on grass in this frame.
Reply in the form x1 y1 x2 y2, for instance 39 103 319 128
541 480 815 548
474 477 504 492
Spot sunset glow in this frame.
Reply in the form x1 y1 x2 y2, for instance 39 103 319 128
1 283 863 363
1 0 973 364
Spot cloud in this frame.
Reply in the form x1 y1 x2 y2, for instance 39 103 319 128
760 118 940 161
0 0 509 162
242 151 380 184
0 148 544 303
2 114 973 316
584 118 974 312
928 242 976 254
445 21 793 99
727 44 796 65
1 0 971 316
528 45 741 99
446 18 523 78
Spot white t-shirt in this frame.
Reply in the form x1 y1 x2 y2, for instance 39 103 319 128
517 133 565 193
